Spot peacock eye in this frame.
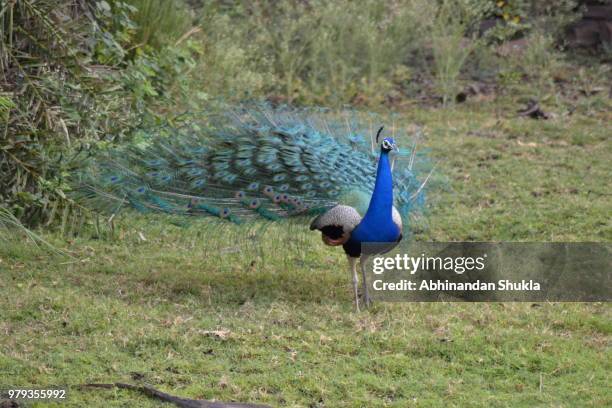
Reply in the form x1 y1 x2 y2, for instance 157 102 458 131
249 199 260 208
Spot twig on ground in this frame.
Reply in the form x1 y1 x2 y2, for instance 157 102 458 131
517 100 550 119
80 383 272 408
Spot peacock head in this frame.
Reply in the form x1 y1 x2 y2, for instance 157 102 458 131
376 126 399 154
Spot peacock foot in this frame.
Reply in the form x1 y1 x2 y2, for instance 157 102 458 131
358 291 373 308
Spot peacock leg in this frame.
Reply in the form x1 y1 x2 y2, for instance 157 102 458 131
348 256 360 312
360 256 372 307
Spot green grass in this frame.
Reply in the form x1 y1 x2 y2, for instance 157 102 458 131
0 101 610 407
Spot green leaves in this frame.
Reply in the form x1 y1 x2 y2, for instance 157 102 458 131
97 1 112 14
1 0 199 226
0 96 15 123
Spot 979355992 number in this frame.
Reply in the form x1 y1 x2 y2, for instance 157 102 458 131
3 388 67 401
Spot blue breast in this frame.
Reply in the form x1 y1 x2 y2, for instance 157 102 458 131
349 150 400 245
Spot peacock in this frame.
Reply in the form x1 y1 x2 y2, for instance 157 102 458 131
75 105 430 311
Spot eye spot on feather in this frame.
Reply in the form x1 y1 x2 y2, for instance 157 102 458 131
249 199 261 209
273 194 282 203
263 186 275 197
220 208 231 218
235 191 246 199
147 172 159 178
273 174 286 182
278 184 289 191
193 179 205 187
136 186 146 194
109 175 121 183
248 182 259 190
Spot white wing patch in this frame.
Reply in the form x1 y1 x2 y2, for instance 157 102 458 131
392 206 403 232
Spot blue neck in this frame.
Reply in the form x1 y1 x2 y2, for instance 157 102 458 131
362 150 393 224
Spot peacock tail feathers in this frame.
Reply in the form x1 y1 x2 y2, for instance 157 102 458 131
73 105 430 229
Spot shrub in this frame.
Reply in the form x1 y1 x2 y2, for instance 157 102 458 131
430 0 485 105
476 0 582 43
0 0 199 225
125 0 194 48
196 0 436 105
520 29 565 99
